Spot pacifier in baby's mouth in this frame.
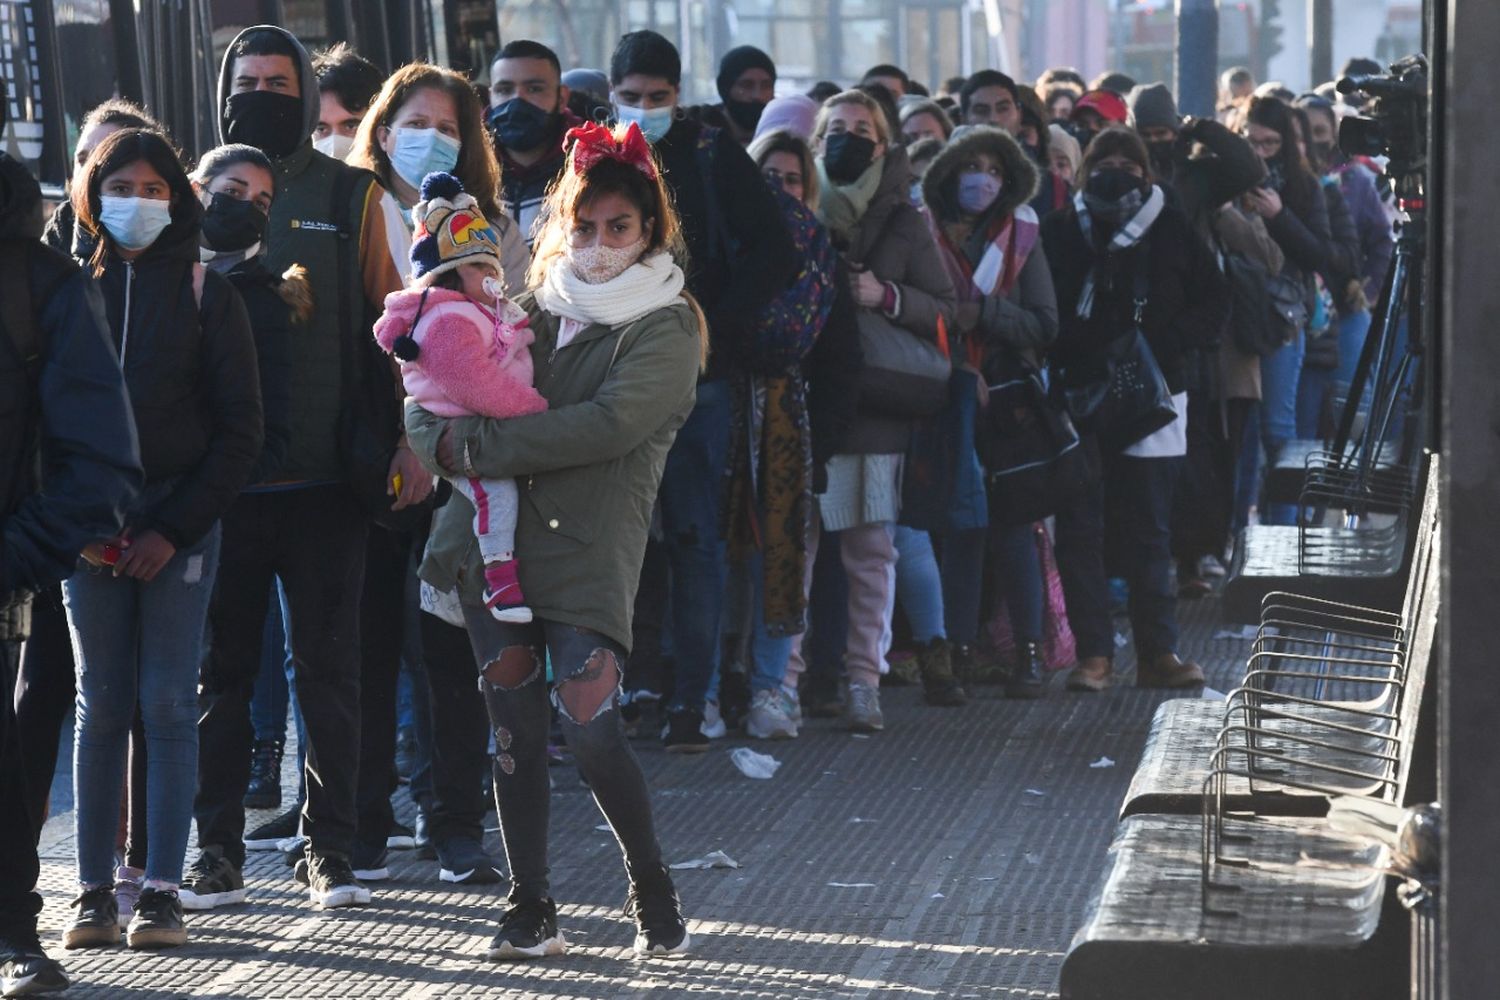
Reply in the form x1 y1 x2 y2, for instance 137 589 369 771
482 274 504 300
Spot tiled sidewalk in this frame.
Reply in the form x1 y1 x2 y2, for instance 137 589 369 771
34 598 1250 998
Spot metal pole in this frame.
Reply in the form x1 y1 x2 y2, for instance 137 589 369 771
1175 0 1219 118
1309 0 1332 85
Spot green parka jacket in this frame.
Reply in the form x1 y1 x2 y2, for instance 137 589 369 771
405 292 702 650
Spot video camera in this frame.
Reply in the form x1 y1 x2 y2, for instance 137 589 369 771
1336 54 1428 183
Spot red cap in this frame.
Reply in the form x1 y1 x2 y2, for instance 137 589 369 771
1072 89 1129 123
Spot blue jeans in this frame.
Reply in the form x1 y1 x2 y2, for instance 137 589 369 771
661 380 732 713
1260 328 1305 525
250 582 292 744
65 524 221 887
988 522 1044 644
894 526 945 644
941 526 987 645
745 549 795 694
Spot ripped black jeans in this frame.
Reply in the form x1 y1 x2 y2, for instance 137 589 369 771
461 610 664 901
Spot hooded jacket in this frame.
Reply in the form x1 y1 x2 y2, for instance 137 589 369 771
922 125 1058 371
497 109 584 248
72 206 263 549
0 152 142 603
217 25 404 485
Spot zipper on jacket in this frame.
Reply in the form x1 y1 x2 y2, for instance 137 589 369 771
118 262 135 368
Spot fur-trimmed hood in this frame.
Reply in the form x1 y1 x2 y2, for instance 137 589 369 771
921 125 1039 225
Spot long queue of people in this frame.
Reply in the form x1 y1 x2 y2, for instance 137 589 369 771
0 24 1393 997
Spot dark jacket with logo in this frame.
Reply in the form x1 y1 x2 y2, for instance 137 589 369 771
72 215 262 548
217 24 403 484
0 152 141 602
654 117 797 381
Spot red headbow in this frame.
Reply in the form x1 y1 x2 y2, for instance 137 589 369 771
565 121 659 181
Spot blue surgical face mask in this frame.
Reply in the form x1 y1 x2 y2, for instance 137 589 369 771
99 195 173 251
614 103 676 144
389 127 461 192
957 170 1003 215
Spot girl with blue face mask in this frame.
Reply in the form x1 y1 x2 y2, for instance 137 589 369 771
64 127 263 952
351 63 531 291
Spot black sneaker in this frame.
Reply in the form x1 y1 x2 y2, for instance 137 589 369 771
661 708 710 754
305 853 371 908
243 738 284 810
126 888 187 949
436 836 503 885
351 844 390 882
244 800 302 851
62 886 119 949
624 865 691 958
486 896 565 961
0 943 68 997
179 847 247 911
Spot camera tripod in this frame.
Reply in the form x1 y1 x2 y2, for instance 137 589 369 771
1326 170 1425 523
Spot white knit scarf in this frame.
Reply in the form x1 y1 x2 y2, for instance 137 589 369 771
1073 184 1165 320
535 250 687 328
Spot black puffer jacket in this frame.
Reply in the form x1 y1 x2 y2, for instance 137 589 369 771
73 213 262 548
0 152 141 599
1042 196 1228 395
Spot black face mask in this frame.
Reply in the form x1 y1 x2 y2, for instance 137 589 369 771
823 131 877 185
223 91 306 160
201 192 268 252
487 97 559 154
1083 167 1146 226
724 98 766 132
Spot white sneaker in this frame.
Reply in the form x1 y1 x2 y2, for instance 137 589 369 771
745 689 799 740
782 686 803 725
700 701 728 740
845 683 884 733
1199 554 1228 578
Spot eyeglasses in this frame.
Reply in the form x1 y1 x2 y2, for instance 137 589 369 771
1244 134 1283 155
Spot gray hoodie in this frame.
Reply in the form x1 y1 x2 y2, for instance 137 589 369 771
216 25 321 149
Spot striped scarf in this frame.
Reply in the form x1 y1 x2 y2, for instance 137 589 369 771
1073 185 1165 319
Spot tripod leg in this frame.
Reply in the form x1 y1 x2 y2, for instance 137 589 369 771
1332 249 1401 465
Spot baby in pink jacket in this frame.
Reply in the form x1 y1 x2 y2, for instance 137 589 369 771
374 172 546 622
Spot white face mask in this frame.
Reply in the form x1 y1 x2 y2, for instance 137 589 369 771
567 239 647 284
314 133 356 161
99 195 173 251
388 127 461 191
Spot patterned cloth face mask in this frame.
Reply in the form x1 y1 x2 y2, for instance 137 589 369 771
567 238 647 284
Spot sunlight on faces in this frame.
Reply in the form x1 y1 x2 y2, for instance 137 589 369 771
490 55 566 112
819 102 887 159
231 54 300 97
197 162 274 216
966 85 1020 134
75 122 126 171
315 92 364 140
378 85 461 156
901 111 947 145
611 74 678 110
455 260 499 301
102 160 172 202
761 150 806 203
571 191 653 250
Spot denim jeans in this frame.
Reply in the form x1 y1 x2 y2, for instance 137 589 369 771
461 610 663 899
988 522 1043 644
65 523 221 887
893 526 945 644
660 379 732 713
745 549 795 694
940 527 987 645
1260 328 1305 526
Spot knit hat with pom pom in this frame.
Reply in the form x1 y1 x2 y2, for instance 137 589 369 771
409 171 504 287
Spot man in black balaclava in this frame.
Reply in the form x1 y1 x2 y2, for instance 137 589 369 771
691 45 777 147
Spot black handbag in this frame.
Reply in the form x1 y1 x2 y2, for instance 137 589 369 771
978 356 1097 526
1061 250 1178 453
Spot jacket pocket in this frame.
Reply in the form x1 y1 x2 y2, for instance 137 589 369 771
523 474 598 546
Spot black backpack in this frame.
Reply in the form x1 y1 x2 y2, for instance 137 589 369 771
1221 245 1304 359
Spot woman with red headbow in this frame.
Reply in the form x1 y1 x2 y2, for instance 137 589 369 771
404 121 706 962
